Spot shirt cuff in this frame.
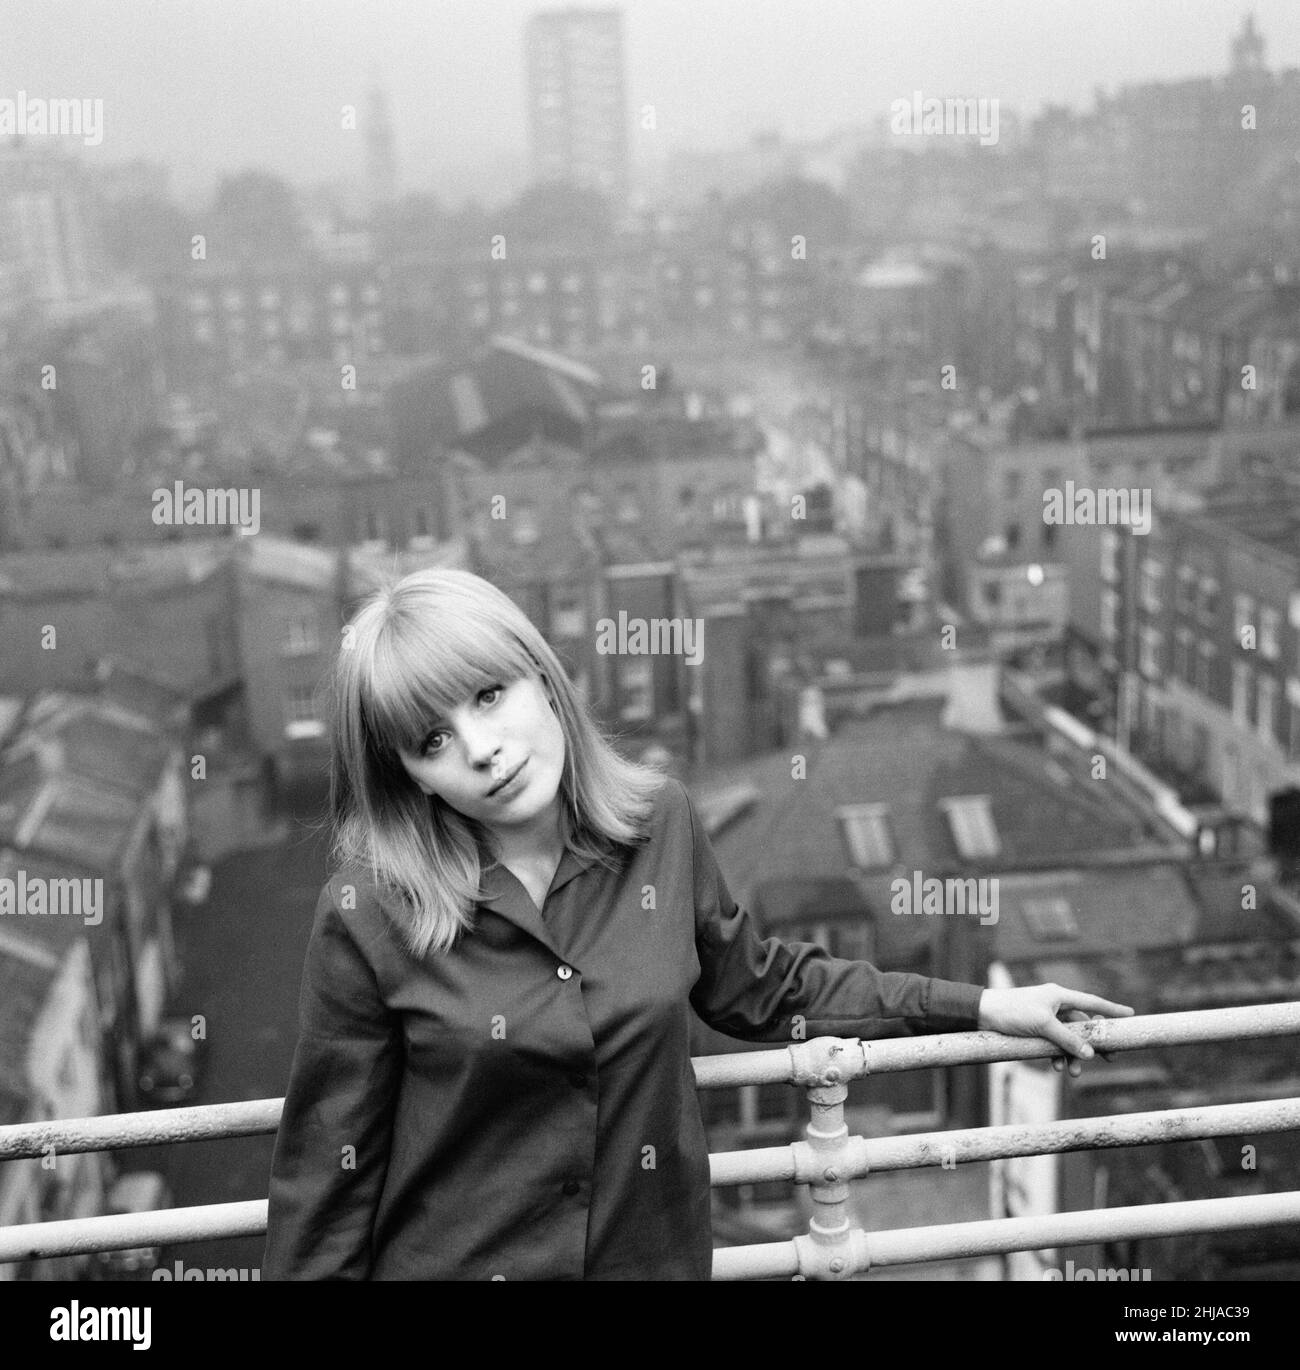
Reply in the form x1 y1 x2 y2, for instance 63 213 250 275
924 977 985 1029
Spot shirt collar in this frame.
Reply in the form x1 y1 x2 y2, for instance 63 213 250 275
477 845 599 911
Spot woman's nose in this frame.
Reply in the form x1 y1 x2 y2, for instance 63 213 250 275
457 717 501 767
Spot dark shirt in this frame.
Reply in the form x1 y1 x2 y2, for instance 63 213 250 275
262 777 984 1280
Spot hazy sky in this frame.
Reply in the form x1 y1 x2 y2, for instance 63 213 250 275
3 1 1296 205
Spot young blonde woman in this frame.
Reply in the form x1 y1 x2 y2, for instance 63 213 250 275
263 567 1132 1280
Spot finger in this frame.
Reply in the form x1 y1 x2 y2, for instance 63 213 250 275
1067 1058 1083 1078
1055 991 1134 1018
1051 1055 1063 1072
1038 1018 1094 1060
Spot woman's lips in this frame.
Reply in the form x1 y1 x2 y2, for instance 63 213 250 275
488 758 527 796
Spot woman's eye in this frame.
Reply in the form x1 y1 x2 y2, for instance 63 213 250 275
479 684 504 706
420 731 447 757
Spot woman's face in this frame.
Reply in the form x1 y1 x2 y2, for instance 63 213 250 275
396 673 567 839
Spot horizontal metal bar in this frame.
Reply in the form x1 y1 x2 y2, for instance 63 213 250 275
710 1096 1300 1187
0 1099 282 1163
11 1185 1300 1273
0 1201 268 1265
2 1005 1298 1162
712 1189 1300 1280
693 1002 1300 1089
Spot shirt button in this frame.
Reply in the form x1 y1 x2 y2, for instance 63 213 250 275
556 964 574 981
562 1180 581 1196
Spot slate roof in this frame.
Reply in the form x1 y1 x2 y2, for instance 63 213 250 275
0 541 228 599
0 763 138 871
695 693 1173 979
11 692 171 799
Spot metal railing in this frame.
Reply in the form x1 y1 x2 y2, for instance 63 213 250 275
2 1002 1299 1279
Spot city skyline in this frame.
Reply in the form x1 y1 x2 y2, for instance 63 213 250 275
2 1 1298 206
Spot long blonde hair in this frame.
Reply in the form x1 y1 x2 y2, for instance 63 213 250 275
329 567 664 956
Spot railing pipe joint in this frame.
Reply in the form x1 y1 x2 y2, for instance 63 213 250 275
787 1036 865 1088
792 1038 867 1279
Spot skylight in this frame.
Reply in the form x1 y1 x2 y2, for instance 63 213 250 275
1022 897 1079 940
940 795 1001 859
836 804 895 869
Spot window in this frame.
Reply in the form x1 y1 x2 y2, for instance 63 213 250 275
552 595 585 638
1196 640 1216 696
510 502 539 545
617 660 653 722
1022 897 1079 941
939 796 1001 859
1198 575 1219 623
1101 530 1119 583
1140 559 1163 615
1176 565 1196 614
575 486 603 517
836 804 895 869
1260 606 1280 659
615 485 641 524
1139 625 1163 678
1234 594 1255 642
1174 627 1194 684
284 684 324 739
1257 675 1278 743
1101 587 1118 643
1232 661 1253 727
1290 697 1300 763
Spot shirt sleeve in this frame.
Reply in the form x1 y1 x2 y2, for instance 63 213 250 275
681 782 985 1043
263 880 403 1280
